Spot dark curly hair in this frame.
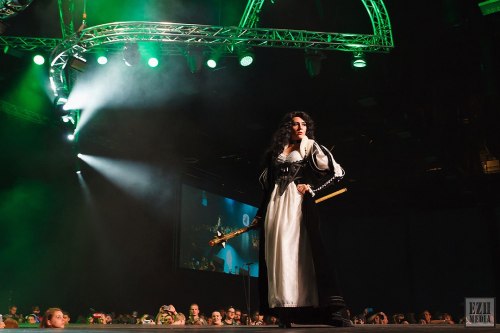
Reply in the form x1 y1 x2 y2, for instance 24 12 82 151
265 111 315 161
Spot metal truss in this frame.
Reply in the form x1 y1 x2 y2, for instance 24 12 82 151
57 0 75 39
0 0 394 101
238 0 266 28
0 35 60 51
0 0 34 20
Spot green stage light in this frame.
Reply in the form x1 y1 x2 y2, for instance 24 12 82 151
238 49 254 67
206 47 223 69
33 54 45 65
148 57 159 68
352 52 367 68
206 58 217 68
97 55 108 65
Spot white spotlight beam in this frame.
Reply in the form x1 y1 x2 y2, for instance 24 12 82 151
77 154 173 209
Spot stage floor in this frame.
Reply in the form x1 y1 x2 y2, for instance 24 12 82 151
10 324 499 333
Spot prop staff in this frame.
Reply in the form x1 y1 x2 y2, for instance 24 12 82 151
209 188 347 247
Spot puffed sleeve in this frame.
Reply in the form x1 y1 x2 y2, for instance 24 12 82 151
310 142 345 178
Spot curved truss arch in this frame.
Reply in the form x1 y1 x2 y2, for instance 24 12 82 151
47 0 393 100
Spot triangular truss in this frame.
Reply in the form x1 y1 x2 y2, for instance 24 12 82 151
0 0 394 100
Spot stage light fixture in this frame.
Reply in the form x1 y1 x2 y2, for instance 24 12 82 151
55 96 68 106
206 47 223 69
144 43 161 68
304 50 326 78
147 57 159 68
0 0 34 20
352 52 367 68
33 54 45 65
68 55 87 72
238 48 254 67
3 45 23 58
186 48 203 73
67 133 75 141
97 55 108 65
206 58 217 68
62 115 75 125
123 43 140 67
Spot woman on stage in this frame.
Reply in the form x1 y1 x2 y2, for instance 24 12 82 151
255 111 350 328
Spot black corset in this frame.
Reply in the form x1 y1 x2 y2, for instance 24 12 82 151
274 160 306 196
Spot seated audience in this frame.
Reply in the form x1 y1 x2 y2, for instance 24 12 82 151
140 314 156 325
223 307 237 325
3 318 19 329
62 312 71 325
40 308 66 328
419 310 454 324
156 305 178 325
5 305 22 323
234 309 243 325
186 303 207 325
441 313 455 324
266 315 279 325
25 314 38 325
172 312 186 325
31 306 42 323
368 312 389 324
211 311 223 326
419 310 432 324
392 313 409 324
251 311 264 325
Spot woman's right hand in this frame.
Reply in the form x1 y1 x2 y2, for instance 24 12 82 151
296 183 312 195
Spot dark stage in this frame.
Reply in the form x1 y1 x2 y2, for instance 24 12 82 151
1 0 499 325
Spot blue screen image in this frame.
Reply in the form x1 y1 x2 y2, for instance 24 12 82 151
179 184 259 277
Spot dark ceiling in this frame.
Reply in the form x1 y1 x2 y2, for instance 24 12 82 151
1 0 499 211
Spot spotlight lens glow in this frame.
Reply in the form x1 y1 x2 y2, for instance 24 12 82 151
67 134 75 141
239 55 253 67
57 97 68 105
97 56 108 65
148 57 159 68
33 55 45 65
353 59 367 68
207 59 217 68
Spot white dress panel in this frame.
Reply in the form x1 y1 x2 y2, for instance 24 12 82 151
265 150 319 308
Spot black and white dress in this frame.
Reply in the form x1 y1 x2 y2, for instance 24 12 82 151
257 136 345 313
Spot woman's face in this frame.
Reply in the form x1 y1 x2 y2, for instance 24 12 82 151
211 312 222 325
49 310 65 328
290 116 307 141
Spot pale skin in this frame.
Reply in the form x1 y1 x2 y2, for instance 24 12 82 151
283 116 312 196
48 310 65 328
189 304 200 319
211 312 223 326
